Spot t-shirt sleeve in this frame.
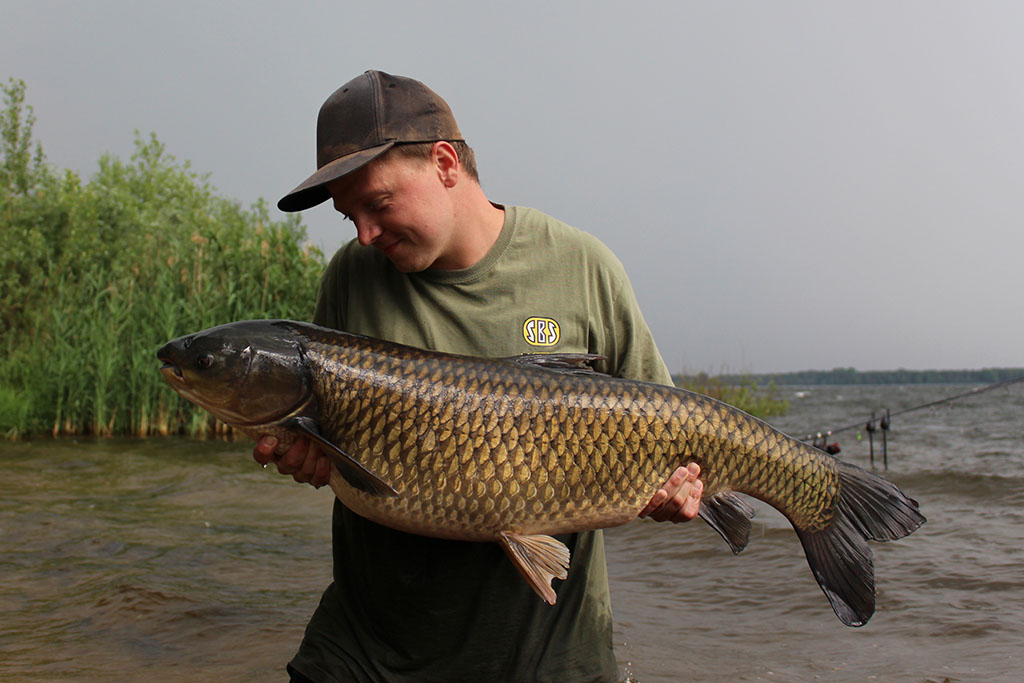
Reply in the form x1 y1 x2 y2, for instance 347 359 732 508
313 244 350 330
583 237 673 386
608 278 673 385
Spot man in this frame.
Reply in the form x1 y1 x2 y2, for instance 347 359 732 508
254 70 703 682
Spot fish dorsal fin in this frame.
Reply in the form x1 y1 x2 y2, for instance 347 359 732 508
498 532 571 605
284 416 399 498
504 353 607 375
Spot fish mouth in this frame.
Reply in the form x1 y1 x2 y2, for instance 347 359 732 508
157 341 184 383
160 362 183 381
158 359 184 382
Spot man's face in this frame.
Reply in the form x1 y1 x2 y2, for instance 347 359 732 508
326 154 456 272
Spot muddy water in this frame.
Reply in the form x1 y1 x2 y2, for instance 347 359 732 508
0 439 333 680
2 384 1022 681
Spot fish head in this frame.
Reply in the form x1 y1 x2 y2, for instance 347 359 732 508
157 320 313 427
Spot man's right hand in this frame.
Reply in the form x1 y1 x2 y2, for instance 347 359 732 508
253 436 333 488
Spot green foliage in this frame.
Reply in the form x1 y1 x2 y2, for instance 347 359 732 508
674 373 789 418
0 80 326 438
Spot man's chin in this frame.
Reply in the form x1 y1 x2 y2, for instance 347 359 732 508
385 252 428 273
381 244 439 273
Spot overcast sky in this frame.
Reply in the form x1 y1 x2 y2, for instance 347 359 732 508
4 1 1022 373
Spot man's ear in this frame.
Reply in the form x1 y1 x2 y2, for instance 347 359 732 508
432 141 460 188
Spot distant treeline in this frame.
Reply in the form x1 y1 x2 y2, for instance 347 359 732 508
678 367 1024 387
1 79 326 438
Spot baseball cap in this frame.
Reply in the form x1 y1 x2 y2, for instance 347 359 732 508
277 70 463 212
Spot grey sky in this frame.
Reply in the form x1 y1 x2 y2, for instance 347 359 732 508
4 1 1022 373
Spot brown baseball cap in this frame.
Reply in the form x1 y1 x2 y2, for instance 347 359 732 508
277 70 464 212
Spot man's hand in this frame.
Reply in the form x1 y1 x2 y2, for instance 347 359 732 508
252 435 333 488
638 463 703 522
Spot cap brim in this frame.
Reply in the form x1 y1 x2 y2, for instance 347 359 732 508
277 142 396 212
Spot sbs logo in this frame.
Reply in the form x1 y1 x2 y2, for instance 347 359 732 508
523 317 560 347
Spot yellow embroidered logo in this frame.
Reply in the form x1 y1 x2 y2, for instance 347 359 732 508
523 317 560 347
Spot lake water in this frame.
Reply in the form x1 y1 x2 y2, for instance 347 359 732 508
1 383 1022 681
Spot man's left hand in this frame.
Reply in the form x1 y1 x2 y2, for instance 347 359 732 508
638 463 703 522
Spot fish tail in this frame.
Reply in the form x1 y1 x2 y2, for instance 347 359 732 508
795 460 926 626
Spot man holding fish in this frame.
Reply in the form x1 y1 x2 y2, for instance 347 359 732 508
255 71 703 682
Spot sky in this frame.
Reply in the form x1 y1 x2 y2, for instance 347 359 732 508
3 1 1022 373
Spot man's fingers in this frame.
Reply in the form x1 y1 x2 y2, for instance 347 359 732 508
650 484 688 522
311 457 332 488
638 466 688 519
252 436 330 489
638 489 668 518
277 439 310 475
293 443 324 483
681 477 704 519
639 463 704 522
252 435 278 465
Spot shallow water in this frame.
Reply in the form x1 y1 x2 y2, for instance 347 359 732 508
0 439 334 681
1 384 1022 681
609 383 1024 682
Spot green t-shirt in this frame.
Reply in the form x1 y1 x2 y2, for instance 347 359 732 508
290 205 671 683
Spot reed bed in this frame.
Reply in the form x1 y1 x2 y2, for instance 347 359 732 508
1 79 325 438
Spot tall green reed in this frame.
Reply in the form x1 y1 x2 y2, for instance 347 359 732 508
1 80 327 438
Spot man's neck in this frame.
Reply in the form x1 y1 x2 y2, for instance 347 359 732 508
434 185 505 270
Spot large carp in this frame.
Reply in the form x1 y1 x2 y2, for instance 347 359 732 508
157 319 924 626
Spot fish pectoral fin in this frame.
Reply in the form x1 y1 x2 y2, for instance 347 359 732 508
698 491 756 554
503 353 607 375
498 532 570 605
284 416 399 498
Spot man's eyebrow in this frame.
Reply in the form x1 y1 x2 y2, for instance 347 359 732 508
350 189 392 211
346 181 389 201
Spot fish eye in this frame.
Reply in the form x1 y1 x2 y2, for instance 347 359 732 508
196 354 214 369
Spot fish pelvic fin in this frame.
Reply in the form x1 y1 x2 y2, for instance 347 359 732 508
796 460 926 627
698 491 756 554
498 532 571 605
284 416 399 498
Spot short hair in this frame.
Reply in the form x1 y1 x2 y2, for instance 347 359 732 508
385 141 479 182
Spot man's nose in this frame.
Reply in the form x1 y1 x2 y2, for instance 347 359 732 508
355 220 382 247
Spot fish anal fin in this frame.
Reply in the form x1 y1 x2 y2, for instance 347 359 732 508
284 416 399 498
698 490 756 554
498 532 571 605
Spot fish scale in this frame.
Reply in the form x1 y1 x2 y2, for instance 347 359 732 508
306 335 832 536
158 319 925 625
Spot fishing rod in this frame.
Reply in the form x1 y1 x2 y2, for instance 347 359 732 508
799 375 1024 469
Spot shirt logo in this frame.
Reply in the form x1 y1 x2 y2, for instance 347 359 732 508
523 317 560 347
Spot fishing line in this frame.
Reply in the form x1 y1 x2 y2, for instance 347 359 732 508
797 375 1024 469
